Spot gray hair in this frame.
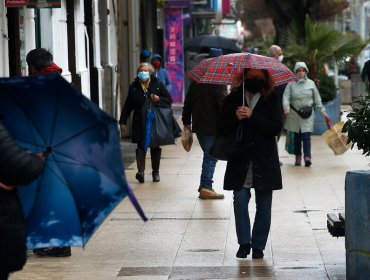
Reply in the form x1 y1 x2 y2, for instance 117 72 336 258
137 63 154 75
268 45 282 57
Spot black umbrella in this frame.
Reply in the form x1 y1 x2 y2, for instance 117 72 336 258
184 35 241 54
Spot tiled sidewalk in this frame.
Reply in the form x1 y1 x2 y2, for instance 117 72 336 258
10 129 369 279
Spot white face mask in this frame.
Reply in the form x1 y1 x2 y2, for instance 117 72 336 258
278 55 284 62
297 71 307 80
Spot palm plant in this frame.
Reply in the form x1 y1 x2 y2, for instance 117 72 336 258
284 17 368 83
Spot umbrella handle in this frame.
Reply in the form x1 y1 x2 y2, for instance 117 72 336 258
127 184 148 222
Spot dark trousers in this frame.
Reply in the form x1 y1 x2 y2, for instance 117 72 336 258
294 131 311 158
233 187 273 250
0 190 27 276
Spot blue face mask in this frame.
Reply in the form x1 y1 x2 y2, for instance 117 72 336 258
138 71 150 81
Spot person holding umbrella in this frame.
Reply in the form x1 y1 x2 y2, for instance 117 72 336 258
0 123 44 279
218 68 283 259
119 63 172 183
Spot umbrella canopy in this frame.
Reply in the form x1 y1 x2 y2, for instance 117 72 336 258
0 74 146 249
185 35 241 54
187 53 297 88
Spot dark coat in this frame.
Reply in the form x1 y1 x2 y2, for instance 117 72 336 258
361 60 370 82
119 75 172 144
219 88 283 191
0 123 44 273
182 82 226 135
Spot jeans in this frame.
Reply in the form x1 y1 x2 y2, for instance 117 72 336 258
294 131 311 158
196 132 218 189
233 187 273 250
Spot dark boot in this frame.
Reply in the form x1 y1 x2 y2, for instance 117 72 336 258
135 149 146 183
150 147 161 182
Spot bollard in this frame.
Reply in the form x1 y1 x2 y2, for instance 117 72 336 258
345 170 370 280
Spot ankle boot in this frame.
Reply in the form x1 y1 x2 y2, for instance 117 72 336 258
295 155 302 166
304 157 312 167
135 149 146 183
150 147 161 182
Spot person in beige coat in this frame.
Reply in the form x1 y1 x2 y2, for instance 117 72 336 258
283 62 329 167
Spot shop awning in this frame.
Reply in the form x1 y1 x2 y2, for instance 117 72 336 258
5 0 61 8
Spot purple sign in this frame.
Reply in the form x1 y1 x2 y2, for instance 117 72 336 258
164 8 184 104
165 0 190 8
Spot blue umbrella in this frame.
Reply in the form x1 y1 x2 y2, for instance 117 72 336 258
0 74 147 249
143 106 155 153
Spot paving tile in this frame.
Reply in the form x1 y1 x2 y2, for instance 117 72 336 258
11 127 368 280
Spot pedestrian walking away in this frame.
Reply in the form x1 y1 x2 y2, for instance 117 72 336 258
218 68 283 259
119 63 172 183
182 48 226 200
140 49 151 63
150 53 172 93
268 44 287 165
0 123 44 280
283 62 329 167
26 48 72 258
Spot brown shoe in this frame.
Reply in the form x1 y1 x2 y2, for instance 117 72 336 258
199 188 224 199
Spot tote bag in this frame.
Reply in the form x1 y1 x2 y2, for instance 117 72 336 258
322 121 351 155
150 104 176 147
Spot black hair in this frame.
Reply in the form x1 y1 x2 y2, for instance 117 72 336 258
26 48 53 71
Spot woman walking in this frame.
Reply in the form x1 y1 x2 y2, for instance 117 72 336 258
219 68 283 259
119 63 172 183
283 62 329 167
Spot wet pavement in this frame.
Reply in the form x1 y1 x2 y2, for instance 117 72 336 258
10 110 369 280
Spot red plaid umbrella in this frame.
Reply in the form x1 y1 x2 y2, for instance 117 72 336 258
187 53 296 88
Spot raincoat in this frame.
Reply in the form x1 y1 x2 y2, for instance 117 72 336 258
283 62 326 133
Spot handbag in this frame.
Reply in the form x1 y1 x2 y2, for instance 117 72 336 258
181 129 193 152
210 124 243 161
322 121 351 155
290 105 313 119
285 131 295 155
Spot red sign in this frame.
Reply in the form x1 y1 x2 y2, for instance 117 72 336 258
5 0 28 7
27 0 61 8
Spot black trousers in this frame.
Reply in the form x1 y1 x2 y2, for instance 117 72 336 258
0 190 27 275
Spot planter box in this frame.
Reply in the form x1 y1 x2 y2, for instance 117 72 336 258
312 92 341 135
345 170 370 280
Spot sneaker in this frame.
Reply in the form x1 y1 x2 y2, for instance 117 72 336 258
33 247 71 258
199 188 224 199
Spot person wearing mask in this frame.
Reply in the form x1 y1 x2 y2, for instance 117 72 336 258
0 123 44 280
150 54 172 93
268 44 286 165
218 68 283 259
182 48 226 199
26 48 71 258
268 45 284 62
140 49 151 63
119 63 172 183
283 62 329 167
